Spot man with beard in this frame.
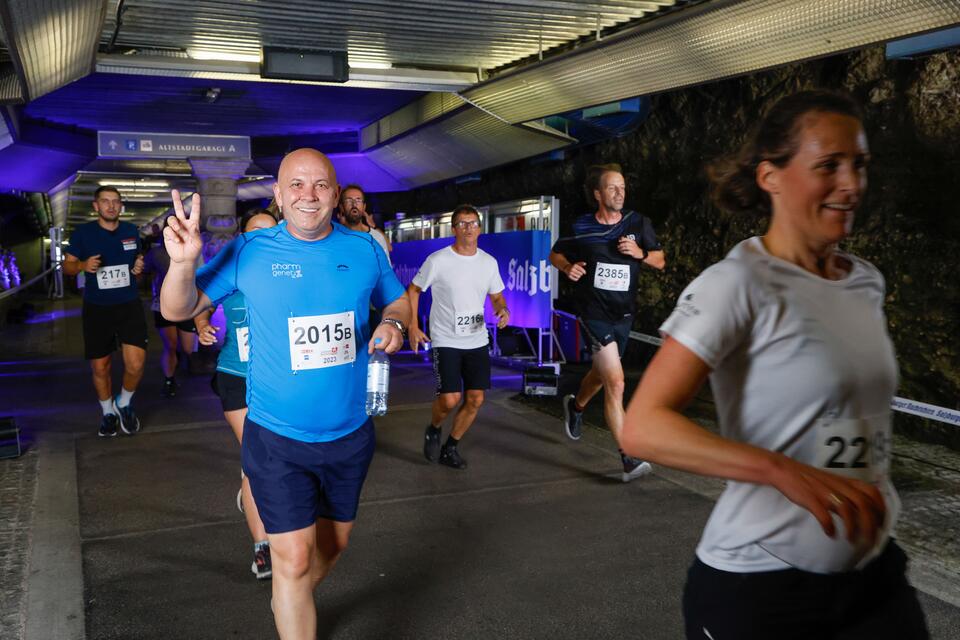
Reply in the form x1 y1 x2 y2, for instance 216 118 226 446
549 164 666 482
63 186 147 437
338 184 391 265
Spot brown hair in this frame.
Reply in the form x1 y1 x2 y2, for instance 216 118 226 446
583 163 623 207
240 208 276 233
451 204 481 226
339 184 366 206
708 90 864 216
94 185 121 200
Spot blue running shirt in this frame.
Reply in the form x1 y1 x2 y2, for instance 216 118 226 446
66 221 142 305
197 222 404 442
216 290 249 378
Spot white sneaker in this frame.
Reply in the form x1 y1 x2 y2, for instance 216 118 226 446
621 460 653 483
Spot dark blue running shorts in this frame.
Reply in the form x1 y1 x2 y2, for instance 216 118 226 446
242 417 376 534
579 316 632 358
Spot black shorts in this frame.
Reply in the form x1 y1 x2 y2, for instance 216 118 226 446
682 541 929 640
82 299 149 360
580 316 632 358
432 346 491 394
212 371 247 412
153 311 198 333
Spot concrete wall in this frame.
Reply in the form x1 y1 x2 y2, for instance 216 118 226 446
372 46 960 443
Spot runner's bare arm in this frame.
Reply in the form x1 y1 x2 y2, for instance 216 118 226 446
160 190 212 321
406 283 430 352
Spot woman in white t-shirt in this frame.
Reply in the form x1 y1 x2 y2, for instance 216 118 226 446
622 91 928 639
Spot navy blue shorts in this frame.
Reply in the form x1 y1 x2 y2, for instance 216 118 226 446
579 316 632 358
242 418 376 534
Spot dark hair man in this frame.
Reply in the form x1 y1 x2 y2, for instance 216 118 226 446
338 184 391 265
407 205 508 469
549 164 666 482
62 186 147 437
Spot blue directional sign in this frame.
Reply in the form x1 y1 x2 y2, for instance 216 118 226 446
98 131 252 160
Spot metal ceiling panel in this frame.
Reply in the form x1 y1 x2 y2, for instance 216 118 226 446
0 68 22 103
464 0 960 124
95 54 478 92
360 92 468 150
364 104 574 188
100 0 679 71
0 0 106 101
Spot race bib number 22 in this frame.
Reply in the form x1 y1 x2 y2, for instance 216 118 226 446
288 311 356 371
455 310 485 336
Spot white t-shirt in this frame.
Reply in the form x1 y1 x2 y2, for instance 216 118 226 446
370 228 391 266
661 237 900 574
412 246 505 349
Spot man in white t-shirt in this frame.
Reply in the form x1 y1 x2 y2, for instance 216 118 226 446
408 205 509 469
338 184 391 265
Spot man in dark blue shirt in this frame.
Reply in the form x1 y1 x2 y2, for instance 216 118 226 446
63 186 147 437
550 164 666 482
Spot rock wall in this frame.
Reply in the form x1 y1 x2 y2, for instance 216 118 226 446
373 46 960 441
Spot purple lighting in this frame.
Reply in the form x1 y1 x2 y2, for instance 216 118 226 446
24 308 81 324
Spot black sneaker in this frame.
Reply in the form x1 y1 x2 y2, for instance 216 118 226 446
423 425 441 462
98 413 120 437
161 378 177 398
251 544 272 580
439 445 467 470
621 455 653 483
115 398 141 435
563 394 583 441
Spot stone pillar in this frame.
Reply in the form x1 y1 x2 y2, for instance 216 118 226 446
188 158 251 261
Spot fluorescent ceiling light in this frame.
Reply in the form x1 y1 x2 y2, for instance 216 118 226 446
98 180 170 188
188 49 261 63
349 60 392 70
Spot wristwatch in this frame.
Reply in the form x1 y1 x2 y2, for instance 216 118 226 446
380 317 406 336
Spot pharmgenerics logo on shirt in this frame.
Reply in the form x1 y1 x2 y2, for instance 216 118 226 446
272 262 303 279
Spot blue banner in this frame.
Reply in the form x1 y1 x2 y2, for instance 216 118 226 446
392 230 553 329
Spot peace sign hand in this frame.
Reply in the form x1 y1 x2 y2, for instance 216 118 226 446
164 190 203 264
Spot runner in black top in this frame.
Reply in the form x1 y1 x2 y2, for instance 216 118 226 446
62 186 147 437
550 164 666 481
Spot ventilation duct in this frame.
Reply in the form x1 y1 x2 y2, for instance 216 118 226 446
0 0 107 102
463 0 960 124
363 103 575 189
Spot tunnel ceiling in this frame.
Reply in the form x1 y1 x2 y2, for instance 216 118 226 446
97 0 683 71
1 0 959 236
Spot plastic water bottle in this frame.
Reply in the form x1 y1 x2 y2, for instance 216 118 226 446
365 339 390 416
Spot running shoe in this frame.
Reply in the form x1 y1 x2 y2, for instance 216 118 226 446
115 398 141 435
423 425 441 462
439 445 467 470
563 394 583 441
251 544 272 580
161 378 177 398
98 413 120 437
621 455 653 483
